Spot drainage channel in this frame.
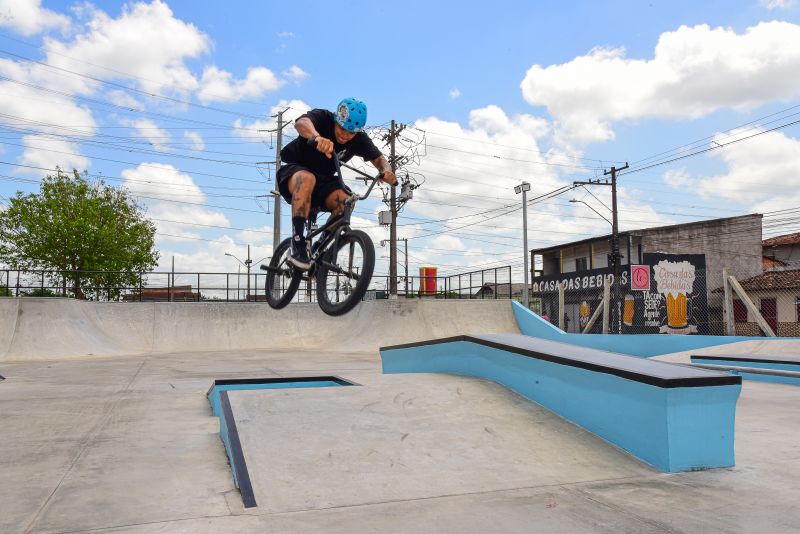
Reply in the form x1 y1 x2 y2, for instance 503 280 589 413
207 376 356 508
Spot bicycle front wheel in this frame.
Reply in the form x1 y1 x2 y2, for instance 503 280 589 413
265 237 302 309
316 229 375 316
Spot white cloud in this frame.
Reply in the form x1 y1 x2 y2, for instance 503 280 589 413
404 107 584 266
107 90 145 111
183 131 204 151
521 21 800 144
235 225 273 248
121 163 230 239
277 31 294 38
0 60 97 136
18 134 90 173
43 0 209 95
198 65 282 104
760 0 796 9
283 65 309 84
0 0 70 36
669 129 800 212
663 168 691 188
232 99 311 137
122 118 171 151
449 88 461 99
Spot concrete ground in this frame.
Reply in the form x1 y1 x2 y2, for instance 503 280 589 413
3 345 800 533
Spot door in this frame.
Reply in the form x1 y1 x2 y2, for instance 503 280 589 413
760 297 778 334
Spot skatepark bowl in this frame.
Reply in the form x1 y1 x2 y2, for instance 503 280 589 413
2 297 800 533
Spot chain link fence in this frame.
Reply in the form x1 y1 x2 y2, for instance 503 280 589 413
530 256 800 337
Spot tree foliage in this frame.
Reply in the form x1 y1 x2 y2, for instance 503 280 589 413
0 169 159 299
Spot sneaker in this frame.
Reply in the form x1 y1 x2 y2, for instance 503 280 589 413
311 232 330 257
287 237 313 270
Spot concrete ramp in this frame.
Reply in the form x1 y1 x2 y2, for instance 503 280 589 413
0 298 519 361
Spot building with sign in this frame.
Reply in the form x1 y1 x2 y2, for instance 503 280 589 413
530 214 763 334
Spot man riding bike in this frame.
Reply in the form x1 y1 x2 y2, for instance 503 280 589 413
277 97 397 270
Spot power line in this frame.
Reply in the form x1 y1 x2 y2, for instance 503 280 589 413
622 117 800 177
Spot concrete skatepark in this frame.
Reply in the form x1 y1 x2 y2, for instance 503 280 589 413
2 297 800 533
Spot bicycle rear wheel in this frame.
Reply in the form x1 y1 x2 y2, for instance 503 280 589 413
265 237 302 309
316 229 375 316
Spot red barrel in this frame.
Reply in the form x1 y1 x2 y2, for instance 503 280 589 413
419 266 437 296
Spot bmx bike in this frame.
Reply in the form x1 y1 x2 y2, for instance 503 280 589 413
261 147 384 316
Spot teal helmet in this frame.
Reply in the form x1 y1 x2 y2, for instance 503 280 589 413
334 97 367 132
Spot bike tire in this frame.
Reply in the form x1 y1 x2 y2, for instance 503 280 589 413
316 229 375 316
265 237 302 309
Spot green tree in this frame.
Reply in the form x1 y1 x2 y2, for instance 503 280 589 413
0 169 159 300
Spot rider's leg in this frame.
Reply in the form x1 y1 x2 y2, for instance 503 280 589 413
314 188 349 249
324 188 349 217
286 170 316 269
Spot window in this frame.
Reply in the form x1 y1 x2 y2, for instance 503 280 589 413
575 257 588 272
733 299 747 323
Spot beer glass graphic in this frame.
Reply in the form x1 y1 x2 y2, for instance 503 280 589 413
653 260 695 332
623 294 635 326
666 292 688 328
579 300 590 327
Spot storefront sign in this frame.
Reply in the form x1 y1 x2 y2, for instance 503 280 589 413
531 253 708 335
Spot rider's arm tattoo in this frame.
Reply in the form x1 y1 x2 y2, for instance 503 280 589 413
371 155 391 174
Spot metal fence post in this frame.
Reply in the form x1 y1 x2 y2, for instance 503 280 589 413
197 273 201 302
558 282 566 330
226 274 229 302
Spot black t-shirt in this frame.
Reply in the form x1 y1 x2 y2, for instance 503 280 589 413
280 109 382 177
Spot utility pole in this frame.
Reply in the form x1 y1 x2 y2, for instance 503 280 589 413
514 182 531 307
245 244 252 301
573 162 628 332
403 238 408 298
258 108 291 252
383 237 408 297
387 120 405 298
605 163 627 334
273 109 290 251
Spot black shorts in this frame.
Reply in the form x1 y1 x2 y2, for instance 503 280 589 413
277 163 350 212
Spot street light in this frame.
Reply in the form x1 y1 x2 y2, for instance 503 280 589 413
225 245 267 301
569 198 612 225
514 181 531 308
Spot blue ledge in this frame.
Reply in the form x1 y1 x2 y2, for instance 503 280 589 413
381 334 741 473
692 355 800 387
513 300 777 357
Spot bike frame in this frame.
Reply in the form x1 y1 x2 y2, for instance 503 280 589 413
298 149 383 276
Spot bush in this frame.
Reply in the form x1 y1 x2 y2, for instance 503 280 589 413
21 288 58 297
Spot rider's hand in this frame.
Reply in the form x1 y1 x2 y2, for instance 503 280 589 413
312 136 334 159
381 170 398 186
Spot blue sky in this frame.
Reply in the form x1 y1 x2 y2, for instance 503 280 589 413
1 0 799 282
